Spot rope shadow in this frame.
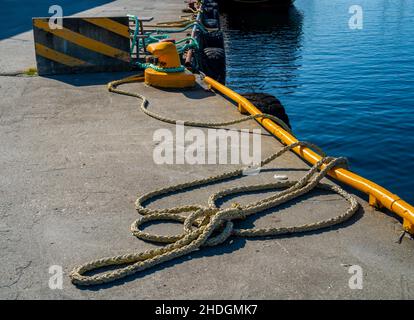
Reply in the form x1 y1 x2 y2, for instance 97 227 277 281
140 167 310 208
325 174 404 225
74 186 363 290
147 82 216 100
238 204 365 241
75 236 247 291
215 187 365 238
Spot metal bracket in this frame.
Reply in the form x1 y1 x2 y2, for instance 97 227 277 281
369 194 384 209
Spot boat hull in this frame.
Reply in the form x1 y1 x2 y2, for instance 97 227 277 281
216 0 294 9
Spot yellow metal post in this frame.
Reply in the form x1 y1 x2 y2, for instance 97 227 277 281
144 42 195 88
146 41 182 69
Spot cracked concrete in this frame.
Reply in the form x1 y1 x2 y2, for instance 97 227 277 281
0 0 413 300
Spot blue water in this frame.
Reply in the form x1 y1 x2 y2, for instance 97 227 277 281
221 0 414 201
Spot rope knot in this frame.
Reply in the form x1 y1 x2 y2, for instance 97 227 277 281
69 73 360 286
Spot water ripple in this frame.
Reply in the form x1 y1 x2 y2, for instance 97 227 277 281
221 0 414 200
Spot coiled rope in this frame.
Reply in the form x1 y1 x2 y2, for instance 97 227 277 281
69 75 359 286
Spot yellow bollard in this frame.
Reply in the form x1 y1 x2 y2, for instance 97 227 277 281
144 41 195 88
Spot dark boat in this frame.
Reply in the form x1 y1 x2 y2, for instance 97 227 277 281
216 0 294 9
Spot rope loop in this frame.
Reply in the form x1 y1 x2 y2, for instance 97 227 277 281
69 75 360 286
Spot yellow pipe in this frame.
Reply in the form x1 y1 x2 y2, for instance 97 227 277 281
203 76 414 234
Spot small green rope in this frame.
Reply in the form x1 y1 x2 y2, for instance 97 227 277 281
135 62 185 73
129 15 140 57
151 21 208 34
127 15 202 71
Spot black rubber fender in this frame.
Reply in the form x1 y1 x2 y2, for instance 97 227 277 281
203 6 219 20
200 47 226 84
204 0 219 8
241 93 291 128
203 18 219 28
201 30 224 48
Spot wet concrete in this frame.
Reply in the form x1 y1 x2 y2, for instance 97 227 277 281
0 0 413 300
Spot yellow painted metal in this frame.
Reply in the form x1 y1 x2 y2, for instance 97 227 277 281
144 42 195 88
145 68 195 88
34 43 89 67
203 75 414 234
82 18 130 38
33 19 130 62
147 41 182 68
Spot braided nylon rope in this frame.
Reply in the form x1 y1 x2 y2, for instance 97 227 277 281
69 75 359 286
136 62 186 73
108 75 293 133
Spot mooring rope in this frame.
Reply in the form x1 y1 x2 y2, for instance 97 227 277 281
109 75 293 133
69 75 359 286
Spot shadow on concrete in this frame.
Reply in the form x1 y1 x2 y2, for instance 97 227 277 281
0 0 115 40
146 83 216 100
325 174 404 225
74 189 364 290
44 71 137 86
139 167 309 209
219 188 364 235
75 237 247 291
73 176 366 290
240 205 365 241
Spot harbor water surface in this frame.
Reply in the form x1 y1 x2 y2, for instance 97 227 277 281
221 0 414 201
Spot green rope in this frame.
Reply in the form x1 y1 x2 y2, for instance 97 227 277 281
127 15 202 72
176 37 199 54
151 21 208 34
129 15 140 57
134 62 185 73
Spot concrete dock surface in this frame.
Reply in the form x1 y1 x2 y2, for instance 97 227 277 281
0 0 413 299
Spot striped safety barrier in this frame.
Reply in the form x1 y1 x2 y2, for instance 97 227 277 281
32 16 131 75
